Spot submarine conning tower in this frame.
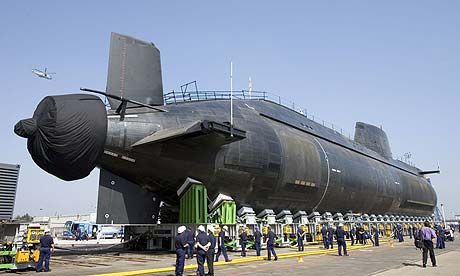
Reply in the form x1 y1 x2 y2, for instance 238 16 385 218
354 122 392 160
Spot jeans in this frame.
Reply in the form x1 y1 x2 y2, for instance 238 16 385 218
267 243 277 260
206 248 215 275
322 236 328 249
298 238 304 251
215 244 229 262
175 248 185 276
241 242 247 256
187 241 194 258
337 239 347 256
196 250 206 276
255 241 261 256
36 247 51 272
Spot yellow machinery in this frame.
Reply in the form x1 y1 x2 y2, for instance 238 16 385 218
385 224 392 237
316 225 322 241
301 225 309 233
283 225 292 235
0 225 44 271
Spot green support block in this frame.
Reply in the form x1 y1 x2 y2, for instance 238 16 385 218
210 200 236 224
178 178 208 224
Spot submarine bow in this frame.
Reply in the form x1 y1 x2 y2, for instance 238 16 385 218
15 94 107 181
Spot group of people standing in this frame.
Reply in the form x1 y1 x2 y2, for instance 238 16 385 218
175 225 279 276
320 223 350 256
175 225 217 276
321 224 380 250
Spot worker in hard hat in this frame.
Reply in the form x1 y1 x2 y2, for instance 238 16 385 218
195 225 210 276
36 229 55 272
206 225 216 276
215 225 231 262
175 225 188 276
335 223 348 256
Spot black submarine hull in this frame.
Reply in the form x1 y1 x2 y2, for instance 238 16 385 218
99 99 436 216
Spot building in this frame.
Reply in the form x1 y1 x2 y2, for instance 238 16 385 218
0 162 20 220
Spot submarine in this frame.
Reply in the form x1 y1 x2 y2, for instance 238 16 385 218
15 33 438 224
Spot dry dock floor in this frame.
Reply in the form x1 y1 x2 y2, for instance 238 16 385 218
2 235 459 275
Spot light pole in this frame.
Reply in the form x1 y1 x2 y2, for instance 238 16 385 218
441 203 447 227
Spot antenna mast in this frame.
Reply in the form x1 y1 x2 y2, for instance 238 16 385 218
230 61 233 136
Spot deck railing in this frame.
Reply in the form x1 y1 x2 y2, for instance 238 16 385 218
164 90 353 139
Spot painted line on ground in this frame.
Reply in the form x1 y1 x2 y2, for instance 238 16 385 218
90 239 393 276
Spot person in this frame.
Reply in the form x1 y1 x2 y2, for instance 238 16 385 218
215 225 231 262
321 225 328 249
447 227 454 242
254 226 262 256
436 225 445 249
36 229 54 272
175 226 188 276
419 221 437 268
327 225 335 249
408 225 413 239
358 226 365 244
297 226 305 251
206 225 216 276
397 224 404 242
373 226 379 246
239 226 248 257
82 230 88 241
75 227 81 241
185 226 195 259
364 230 374 245
195 225 210 276
266 226 278 261
350 227 355 246
96 229 102 244
335 223 348 256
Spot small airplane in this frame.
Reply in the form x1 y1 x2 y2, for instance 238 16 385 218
32 68 55 80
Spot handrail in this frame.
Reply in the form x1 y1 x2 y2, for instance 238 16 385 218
164 90 353 140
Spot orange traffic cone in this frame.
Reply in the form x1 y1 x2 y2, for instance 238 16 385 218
298 255 304 263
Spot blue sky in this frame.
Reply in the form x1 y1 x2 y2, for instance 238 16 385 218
1 1 459 218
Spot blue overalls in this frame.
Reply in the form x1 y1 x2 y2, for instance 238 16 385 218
327 227 335 249
175 233 187 276
336 228 347 256
215 230 230 262
267 230 277 261
196 232 209 276
297 227 304 251
240 231 248 257
254 229 262 256
36 235 54 272
321 227 328 249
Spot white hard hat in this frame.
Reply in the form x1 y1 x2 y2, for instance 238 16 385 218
198 225 206 232
44 228 51 233
208 225 215 232
223 225 228 231
338 223 344 227
178 226 186 234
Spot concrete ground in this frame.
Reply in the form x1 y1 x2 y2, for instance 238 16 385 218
1 236 458 275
